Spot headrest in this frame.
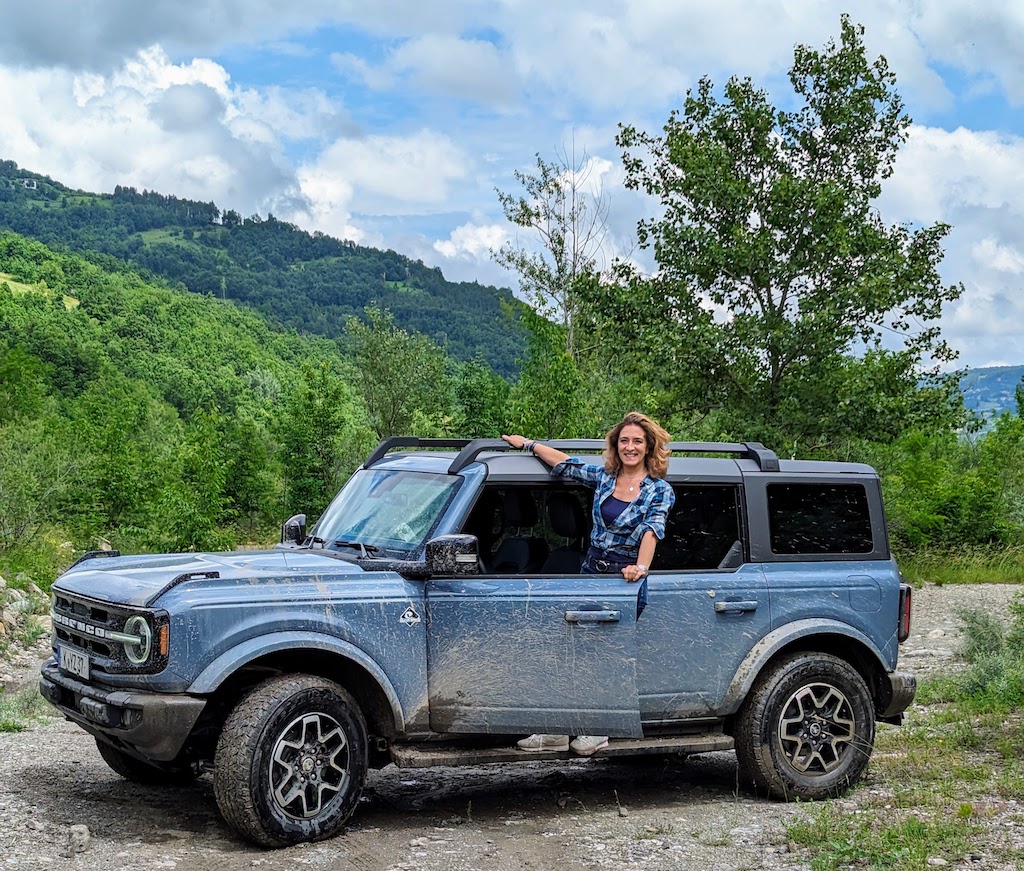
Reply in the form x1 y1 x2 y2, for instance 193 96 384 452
502 490 538 527
548 491 586 539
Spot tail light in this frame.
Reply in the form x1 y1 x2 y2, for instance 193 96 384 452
897 583 912 643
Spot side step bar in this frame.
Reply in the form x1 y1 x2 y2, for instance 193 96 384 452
390 733 734 769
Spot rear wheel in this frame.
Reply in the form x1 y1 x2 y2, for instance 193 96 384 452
735 652 875 800
213 674 368 847
95 739 201 785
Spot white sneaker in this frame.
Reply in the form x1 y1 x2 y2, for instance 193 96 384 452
516 734 569 752
570 735 609 756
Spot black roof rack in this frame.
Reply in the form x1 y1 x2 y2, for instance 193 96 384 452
364 437 780 474
364 438 472 468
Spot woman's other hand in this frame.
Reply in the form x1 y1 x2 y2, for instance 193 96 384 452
622 564 649 583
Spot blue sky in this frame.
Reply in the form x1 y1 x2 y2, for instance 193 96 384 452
1 1 1023 371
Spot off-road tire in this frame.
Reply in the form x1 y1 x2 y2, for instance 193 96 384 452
734 652 875 801
213 674 368 847
95 738 201 785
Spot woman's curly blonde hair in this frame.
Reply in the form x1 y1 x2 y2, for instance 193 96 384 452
603 411 671 478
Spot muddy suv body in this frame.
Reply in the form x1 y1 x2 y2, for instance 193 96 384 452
40 438 915 846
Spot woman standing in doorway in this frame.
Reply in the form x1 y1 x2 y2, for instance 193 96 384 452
501 411 675 755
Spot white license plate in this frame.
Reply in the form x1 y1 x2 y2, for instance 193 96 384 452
59 645 90 680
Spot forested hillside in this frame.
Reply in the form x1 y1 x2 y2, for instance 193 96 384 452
0 160 526 376
0 232 515 582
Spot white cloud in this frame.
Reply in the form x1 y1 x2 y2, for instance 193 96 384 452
0 47 306 216
885 125 1024 221
434 222 509 262
972 238 1024 275
388 35 518 105
300 129 468 210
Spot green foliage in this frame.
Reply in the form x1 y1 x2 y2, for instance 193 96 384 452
494 148 608 361
0 416 79 551
451 359 511 438
598 16 963 451
347 307 456 439
921 595 1024 713
504 307 599 438
278 362 374 519
786 803 975 870
860 414 1024 551
155 408 236 553
0 685 53 733
0 170 527 377
898 546 1024 587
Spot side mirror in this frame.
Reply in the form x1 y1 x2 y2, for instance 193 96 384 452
281 513 307 545
425 534 480 576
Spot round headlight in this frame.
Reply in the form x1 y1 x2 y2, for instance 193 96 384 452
123 615 152 664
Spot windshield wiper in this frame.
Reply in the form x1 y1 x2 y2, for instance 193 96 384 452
333 540 379 558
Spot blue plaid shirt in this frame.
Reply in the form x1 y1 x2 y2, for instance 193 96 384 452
552 458 675 558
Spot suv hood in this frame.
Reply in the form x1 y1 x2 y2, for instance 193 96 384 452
54 549 366 608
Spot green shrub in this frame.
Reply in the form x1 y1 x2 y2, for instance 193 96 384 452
932 594 1024 713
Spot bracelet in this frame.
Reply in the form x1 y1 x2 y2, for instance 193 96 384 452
636 564 648 575
522 439 533 452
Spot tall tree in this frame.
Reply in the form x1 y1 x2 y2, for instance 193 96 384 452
504 307 598 439
347 306 455 439
279 361 373 518
602 16 963 450
494 147 610 361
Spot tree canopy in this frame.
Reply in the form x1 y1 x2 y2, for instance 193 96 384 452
597 15 963 450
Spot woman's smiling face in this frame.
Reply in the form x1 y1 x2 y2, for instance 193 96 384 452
617 423 647 469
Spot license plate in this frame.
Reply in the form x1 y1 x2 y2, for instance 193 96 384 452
59 645 90 680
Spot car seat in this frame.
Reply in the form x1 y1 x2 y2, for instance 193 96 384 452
541 491 587 573
490 490 548 573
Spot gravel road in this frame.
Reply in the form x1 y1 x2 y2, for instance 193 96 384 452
1 582 1020 871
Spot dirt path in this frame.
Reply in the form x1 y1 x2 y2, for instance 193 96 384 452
0 583 1020 871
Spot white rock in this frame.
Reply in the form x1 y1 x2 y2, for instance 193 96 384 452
68 824 91 853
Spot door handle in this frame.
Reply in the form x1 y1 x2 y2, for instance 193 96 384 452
714 600 758 614
565 610 621 623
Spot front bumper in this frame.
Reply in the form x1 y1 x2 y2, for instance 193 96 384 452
39 657 206 762
877 670 917 723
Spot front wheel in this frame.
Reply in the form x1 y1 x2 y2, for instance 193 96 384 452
213 675 368 847
734 652 875 801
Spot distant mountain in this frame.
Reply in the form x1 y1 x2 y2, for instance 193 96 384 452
961 365 1023 423
0 160 527 376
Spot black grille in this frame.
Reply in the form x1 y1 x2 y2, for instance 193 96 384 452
51 592 166 676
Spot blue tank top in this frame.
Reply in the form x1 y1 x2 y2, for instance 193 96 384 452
601 495 629 526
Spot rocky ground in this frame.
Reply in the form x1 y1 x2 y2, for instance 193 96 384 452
0 582 1020 871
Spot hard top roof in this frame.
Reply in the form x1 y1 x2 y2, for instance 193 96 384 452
363 437 781 475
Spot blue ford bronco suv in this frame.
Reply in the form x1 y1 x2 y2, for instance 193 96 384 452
40 438 915 847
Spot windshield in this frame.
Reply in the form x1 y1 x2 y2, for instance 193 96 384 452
311 468 461 558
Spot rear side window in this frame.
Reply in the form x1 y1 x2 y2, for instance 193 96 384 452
659 485 742 570
767 483 873 555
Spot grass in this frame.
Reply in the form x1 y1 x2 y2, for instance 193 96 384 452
0 685 52 733
898 545 1024 585
0 271 79 309
787 594 1024 868
787 802 977 870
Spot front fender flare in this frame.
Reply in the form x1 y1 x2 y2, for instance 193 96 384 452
187 631 406 731
720 618 888 716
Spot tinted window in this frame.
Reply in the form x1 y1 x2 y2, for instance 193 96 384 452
767 483 872 554
462 486 591 574
659 486 742 570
